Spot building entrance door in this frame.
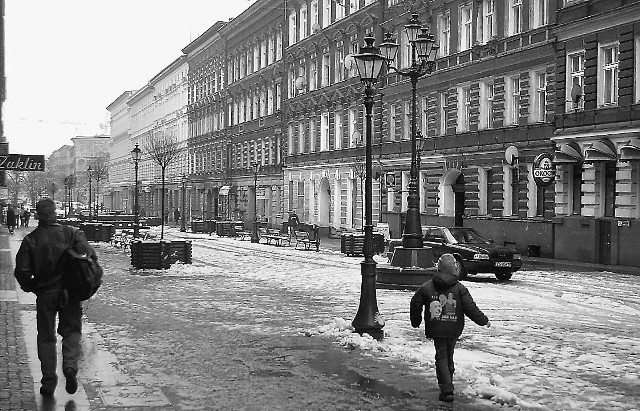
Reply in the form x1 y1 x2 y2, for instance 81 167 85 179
598 219 611 265
452 174 465 227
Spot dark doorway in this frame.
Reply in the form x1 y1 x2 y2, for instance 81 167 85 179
452 174 465 227
598 219 611 265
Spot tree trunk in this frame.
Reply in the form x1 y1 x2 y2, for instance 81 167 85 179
161 167 166 239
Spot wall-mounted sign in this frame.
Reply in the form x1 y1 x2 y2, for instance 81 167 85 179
0 154 45 171
533 152 555 186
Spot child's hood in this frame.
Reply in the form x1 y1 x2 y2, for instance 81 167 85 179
433 271 459 291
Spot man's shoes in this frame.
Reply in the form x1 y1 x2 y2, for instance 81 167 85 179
439 392 454 402
63 367 78 394
39 386 55 396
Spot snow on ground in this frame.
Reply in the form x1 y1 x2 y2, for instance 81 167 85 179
102 226 640 410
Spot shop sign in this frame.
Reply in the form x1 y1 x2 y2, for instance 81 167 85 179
533 152 555 186
0 154 45 171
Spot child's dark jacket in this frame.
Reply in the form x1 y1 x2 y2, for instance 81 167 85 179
410 270 488 338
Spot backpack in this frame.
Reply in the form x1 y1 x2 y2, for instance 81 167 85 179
59 225 103 301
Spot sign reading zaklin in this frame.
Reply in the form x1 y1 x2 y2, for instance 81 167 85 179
0 154 45 171
533 152 555 186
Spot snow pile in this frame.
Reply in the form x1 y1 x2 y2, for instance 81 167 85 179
474 374 548 410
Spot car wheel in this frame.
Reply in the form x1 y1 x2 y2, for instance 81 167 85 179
456 258 468 280
495 270 512 281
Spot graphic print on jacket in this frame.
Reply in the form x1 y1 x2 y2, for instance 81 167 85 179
429 293 458 321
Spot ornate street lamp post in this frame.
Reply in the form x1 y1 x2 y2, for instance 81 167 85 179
352 34 387 340
87 166 93 221
251 162 260 243
131 144 142 238
379 14 438 249
63 177 69 218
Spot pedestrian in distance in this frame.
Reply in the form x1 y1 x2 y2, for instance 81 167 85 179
6 205 16 234
410 253 491 403
19 206 26 227
174 208 180 224
14 198 99 397
24 208 31 227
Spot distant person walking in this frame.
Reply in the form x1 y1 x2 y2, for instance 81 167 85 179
410 254 491 403
174 208 180 224
19 207 26 227
24 209 31 227
6 205 16 234
13 199 99 396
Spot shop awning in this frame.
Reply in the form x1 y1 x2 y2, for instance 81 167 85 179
619 138 640 162
584 139 617 162
219 186 231 196
553 141 583 164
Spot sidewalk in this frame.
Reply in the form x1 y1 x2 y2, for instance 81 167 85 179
0 231 37 411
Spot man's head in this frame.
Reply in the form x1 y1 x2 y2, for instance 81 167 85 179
437 254 460 277
36 198 57 223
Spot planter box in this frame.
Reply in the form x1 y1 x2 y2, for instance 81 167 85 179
79 223 115 243
130 240 192 269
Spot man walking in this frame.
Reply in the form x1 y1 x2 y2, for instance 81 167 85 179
14 198 98 396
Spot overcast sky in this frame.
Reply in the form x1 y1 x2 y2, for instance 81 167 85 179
3 0 255 157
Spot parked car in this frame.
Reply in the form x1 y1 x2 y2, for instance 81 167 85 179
387 226 522 281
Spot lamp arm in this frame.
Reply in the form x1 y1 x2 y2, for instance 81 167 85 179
385 60 433 78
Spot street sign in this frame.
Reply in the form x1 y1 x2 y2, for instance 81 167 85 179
0 154 45 171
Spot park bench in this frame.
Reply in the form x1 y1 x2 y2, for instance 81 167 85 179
293 224 320 251
259 226 291 247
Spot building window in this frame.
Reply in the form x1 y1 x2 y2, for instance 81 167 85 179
311 0 319 30
300 5 308 41
288 124 294 155
400 27 411 68
571 164 582 215
566 51 585 112
268 35 275 66
482 0 496 43
349 107 359 147
309 57 317 91
531 70 547 123
288 67 296 98
603 161 616 217
350 0 360 13
261 38 267 69
479 81 494 130
599 43 619 107
510 166 519 216
457 86 471 132
530 0 548 29
309 119 316 153
298 121 305 154
275 84 281 110
508 0 522 36
335 0 345 20
388 103 396 141
506 76 520 126
403 100 411 140
323 0 331 28
334 111 343 150
636 36 640 103
267 87 274 114
335 43 345 83
276 31 283 60
320 111 329 151
420 96 428 135
439 92 448 136
322 52 330 87
459 3 473 51
289 11 297 46
439 11 451 57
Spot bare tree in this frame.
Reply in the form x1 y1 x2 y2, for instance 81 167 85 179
142 132 181 239
23 171 48 206
6 171 25 205
90 152 110 216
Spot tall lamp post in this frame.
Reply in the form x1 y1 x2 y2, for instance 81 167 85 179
180 174 187 232
63 177 69 218
131 144 142 238
87 166 93 221
351 35 387 340
379 14 438 249
251 162 260 243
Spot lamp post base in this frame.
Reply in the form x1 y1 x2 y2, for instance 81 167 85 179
352 260 384 341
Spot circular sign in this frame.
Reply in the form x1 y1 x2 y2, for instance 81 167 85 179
533 152 555 186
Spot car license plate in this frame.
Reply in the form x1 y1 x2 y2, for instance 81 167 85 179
495 261 511 267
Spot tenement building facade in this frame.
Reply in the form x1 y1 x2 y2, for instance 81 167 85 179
106 0 640 266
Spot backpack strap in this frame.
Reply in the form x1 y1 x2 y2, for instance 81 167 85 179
62 225 75 250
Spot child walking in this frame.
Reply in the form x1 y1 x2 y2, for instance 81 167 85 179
410 253 491 403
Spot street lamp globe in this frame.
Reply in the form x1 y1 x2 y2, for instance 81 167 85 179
353 36 386 88
131 143 142 162
403 13 422 43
